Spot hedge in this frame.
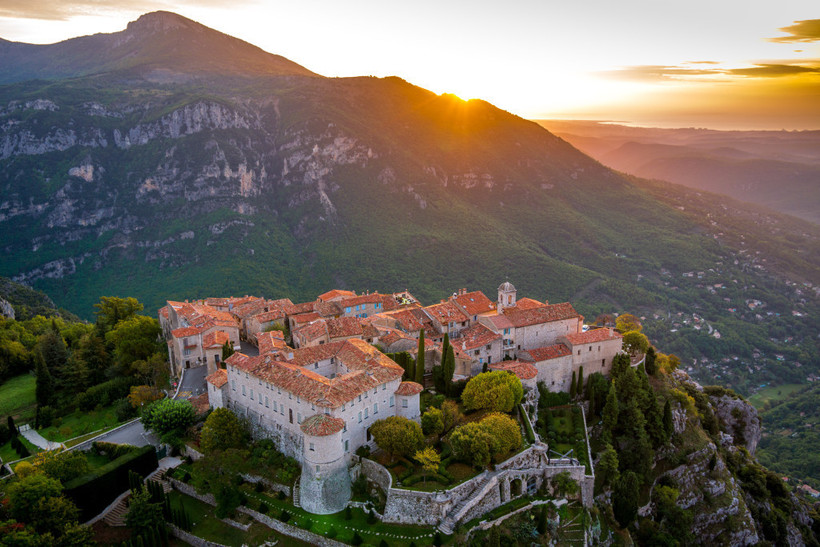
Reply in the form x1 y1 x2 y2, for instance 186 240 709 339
518 404 536 444
64 445 158 521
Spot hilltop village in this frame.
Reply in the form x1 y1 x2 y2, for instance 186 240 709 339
159 282 623 517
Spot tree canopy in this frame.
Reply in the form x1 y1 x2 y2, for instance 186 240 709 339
450 412 522 468
370 416 424 461
461 370 523 413
200 408 248 454
142 398 195 438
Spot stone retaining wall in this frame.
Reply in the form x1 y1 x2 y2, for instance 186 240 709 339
237 506 347 547
240 473 291 496
168 524 228 547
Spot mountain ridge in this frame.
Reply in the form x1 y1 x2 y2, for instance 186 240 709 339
0 11 317 84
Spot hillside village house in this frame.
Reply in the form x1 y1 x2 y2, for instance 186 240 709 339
166 281 623 513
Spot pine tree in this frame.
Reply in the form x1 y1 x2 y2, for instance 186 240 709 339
414 330 425 384
570 371 577 399
440 333 450 369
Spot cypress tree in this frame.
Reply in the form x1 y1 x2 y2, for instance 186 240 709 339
8 416 16 437
602 383 619 439
663 399 674 438
537 505 548 533
588 384 596 417
35 357 54 409
440 333 450 369
414 330 425 384
577 366 584 398
443 345 456 394
570 371 577 399
645 346 657 375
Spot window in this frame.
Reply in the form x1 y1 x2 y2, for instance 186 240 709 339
475 350 480 356
242 385 246 396
309 442 315 451
289 409 293 423
374 403 379 414
297 412 302 423
258 379 262 385
344 440 349 452
345 306 351 313
486 345 492 350
364 408 369 419
265 396 269 408
314 363 318 369
390 396 394 408
343 423 347 432
358 411 362 423
503 328 510 335
250 389 254 400
358 395 362 402
589 346 592 352
316 465 320 472
602 359 605 368
598 345 601 351
232 380 236 391
479 357 484 364
382 384 386 391
577 350 581 355
402 399 408 408
342 403 346 411
259 396 262 405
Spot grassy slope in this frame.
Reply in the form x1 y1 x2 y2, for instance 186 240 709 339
0 373 36 421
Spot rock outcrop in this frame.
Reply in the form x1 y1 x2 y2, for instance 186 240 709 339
709 392 762 454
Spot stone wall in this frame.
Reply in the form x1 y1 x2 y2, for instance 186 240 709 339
239 473 291 496
169 524 228 547
360 457 392 491
237 506 347 547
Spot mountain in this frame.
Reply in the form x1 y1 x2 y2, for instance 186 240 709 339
0 11 315 84
538 120 820 224
0 12 818 398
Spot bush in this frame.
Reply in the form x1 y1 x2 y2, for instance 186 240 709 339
277 491 286 500
258 502 268 514
327 527 337 538
37 406 55 428
64 445 158 521
254 481 264 493
355 445 371 459
114 398 138 422
280 510 290 523
78 377 137 411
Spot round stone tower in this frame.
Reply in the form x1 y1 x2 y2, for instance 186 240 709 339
498 281 517 313
299 414 350 515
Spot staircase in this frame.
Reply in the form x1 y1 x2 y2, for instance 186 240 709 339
293 483 301 508
103 495 131 527
438 471 497 534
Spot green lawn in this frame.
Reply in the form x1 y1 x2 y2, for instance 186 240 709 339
0 441 18 463
243 488 436 546
0 374 37 422
168 491 292 547
38 405 122 442
748 384 806 409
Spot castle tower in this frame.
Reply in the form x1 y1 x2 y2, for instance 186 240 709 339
394 381 423 422
299 415 351 515
497 281 517 313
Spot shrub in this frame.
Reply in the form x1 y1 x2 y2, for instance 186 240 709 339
327 527 337 538
258 502 268 514
78 377 137 411
37 406 55 428
254 481 264 493
280 510 290 523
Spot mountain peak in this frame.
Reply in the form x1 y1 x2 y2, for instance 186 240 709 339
0 11 317 84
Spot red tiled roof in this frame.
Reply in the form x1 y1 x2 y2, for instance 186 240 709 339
291 312 321 324
514 297 544 310
484 314 513 331
294 319 328 343
300 414 346 436
285 301 316 315
452 291 495 316
327 317 363 339
315 301 343 318
519 344 572 362
206 369 228 388
395 381 424 396
159 306 169 319
564 328 622 345
190 393 211 415
502 302 580 328
318 289 357 302
457 323 501 351
253 310 287 323
255 331 289 354
384 309 423 332
172 326 202 338
489 361 537 380
203 331 230 349
340 293 386 306
424 301 469 325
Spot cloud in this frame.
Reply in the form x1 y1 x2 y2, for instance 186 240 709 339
0 0 249 22
729 63 820 77
601 61 820 82
769 19 820 43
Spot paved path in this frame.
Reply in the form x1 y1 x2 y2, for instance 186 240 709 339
91 420 158 447
21 428 63 451
176 364 208 399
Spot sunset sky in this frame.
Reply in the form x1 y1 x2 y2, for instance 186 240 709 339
0 1 818 130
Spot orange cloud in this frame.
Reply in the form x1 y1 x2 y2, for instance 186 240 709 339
769 19 820 43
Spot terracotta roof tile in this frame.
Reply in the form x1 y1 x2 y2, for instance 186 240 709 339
395 381 424 396
489 361 538 380
172 326 202 338
206 369 228 388
424 301 469 325
519 344 572 362
327 317 363 339
202 331 230 349
564 328 622 345
514 297 544 310
318 289 357 302
300 414 346 436
456 323 501 351
502 302 580 328
291 312 321 324
452 291 495 316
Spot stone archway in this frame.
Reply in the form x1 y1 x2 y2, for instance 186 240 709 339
511 477 523 497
